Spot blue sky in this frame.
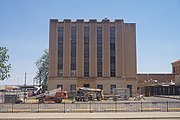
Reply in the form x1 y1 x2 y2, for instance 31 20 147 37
0 0 180 85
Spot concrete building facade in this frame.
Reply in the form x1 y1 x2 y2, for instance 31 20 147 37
172 59 180 77
172 59 180 85
48 19 137 96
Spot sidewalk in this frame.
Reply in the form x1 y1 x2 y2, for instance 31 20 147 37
0 112 180 120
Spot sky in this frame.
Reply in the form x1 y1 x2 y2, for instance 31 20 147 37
0 0 180 85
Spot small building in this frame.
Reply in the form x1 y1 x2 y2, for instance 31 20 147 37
144 85 180 97
137 74 173 94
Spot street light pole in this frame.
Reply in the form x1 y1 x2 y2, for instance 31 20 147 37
24 72 27 102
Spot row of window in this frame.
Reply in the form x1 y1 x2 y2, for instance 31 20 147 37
58 27 116 77
57 84 117 94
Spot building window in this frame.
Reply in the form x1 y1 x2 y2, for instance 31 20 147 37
84 27 89 77
110 85 116 94
97 27 102 77
173 67 175 74
97 84 103 90
110 27 116 77
127 85 132 97
58 27 63 77
57 84 63 90
70 84 76 93
71 27 76 76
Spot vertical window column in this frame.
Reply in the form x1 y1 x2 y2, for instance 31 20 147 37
71 27 76 77
58 27 63 77
97 27 102 77
110 27 116 77
84 27 89 77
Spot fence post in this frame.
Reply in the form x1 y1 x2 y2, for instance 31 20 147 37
141 101 142 112
12 102 13 113
90 101 92 113
167 101 168 112
115 101 117 112
64 102 65 113
37 103 39 113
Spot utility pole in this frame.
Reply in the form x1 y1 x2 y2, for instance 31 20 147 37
24 72 27 102
39 71 41 87
25 72 27 86
33 78 35 87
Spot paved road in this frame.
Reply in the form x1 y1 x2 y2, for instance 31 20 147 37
0 112 180 120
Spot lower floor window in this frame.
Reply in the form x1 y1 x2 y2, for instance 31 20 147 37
97 84 103 90
70 84 76 93
110 85 116 94
57 84 63 90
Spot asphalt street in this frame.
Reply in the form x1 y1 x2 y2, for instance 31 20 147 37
1 112 180 120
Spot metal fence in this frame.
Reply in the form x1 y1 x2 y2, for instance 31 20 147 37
0 101 180 113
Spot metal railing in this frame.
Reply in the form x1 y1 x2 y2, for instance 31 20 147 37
0 101 180 113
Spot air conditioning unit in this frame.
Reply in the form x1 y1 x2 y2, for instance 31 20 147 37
71 70 76 77
58 70 63 77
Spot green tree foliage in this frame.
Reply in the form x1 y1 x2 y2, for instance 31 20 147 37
0 47 11 80
34 49 49 89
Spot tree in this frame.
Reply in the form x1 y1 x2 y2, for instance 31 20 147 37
0 47 11 80
34 49 49 90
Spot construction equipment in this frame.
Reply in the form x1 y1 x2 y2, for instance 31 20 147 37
104 88 130 101
134 94 145 101
112 88 130 101
4 93 23 104
75 87 130 102
29 88 68 103
75 87 103 102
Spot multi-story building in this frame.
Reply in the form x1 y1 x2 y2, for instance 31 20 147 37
172 59 180 77
172 59 180 85
48 19 137 96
